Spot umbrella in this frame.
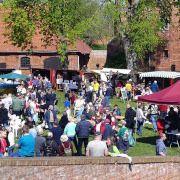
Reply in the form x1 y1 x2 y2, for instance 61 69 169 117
0 73 30 79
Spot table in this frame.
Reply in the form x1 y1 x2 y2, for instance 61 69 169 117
167 132 180 148
115 116 125 120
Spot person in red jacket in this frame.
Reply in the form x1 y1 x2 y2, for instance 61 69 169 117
157 115 165 134
158 105 168 118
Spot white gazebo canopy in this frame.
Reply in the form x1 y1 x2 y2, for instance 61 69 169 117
101 68 132 74
139 71 180 79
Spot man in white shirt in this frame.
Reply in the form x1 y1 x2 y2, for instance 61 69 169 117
86 131 108 157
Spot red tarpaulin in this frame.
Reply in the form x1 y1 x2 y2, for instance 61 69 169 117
138 80 180 105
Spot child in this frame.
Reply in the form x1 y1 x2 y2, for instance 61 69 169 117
64 97 70 109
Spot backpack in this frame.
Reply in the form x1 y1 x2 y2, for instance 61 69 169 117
44 140 53 156
62 143 72 156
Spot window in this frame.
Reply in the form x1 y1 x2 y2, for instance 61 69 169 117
171 65 176 71
164 50 168 58
21 57 30 68
164 23 169 31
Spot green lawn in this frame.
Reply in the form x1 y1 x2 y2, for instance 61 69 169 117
56 92 180 156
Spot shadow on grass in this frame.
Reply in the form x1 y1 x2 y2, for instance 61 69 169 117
144 126 154 131
136 135 159 146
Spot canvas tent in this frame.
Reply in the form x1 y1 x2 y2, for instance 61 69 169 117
133 80 180 144
91 68 134 82
138 80 180 105
139 71 180 79
0 73 30 79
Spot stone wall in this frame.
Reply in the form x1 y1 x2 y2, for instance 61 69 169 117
0 156 179 180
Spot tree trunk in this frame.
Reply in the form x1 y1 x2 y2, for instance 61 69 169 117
122 35 137 81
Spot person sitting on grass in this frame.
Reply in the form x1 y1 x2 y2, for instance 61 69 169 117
0 131 7 157
35 128 45 157
106 136 133 165
10 125 35 157
41 132 60 157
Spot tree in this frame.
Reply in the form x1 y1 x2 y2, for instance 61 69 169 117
1 0 98 68
100 0 174 71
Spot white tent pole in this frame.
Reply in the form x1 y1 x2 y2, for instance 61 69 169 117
135 101 138 145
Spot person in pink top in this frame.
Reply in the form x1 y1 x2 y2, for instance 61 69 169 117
0 131 7 157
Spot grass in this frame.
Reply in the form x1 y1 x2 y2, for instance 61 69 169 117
15 92 179 156
90 44 107 50
55 92 180 156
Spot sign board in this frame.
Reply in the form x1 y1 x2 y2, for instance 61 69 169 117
121 88 127 100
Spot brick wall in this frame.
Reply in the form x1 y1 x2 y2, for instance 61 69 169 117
152 6 180 71
0 54 79 74
0 156 179 180
68 54 79 70
88 50 107 70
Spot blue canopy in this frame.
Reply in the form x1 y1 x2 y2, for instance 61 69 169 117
0 73 30 79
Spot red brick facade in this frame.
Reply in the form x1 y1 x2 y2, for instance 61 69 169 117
0 14 92 76
151 5 180 71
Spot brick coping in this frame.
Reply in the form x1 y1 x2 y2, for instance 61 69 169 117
0 156 179 166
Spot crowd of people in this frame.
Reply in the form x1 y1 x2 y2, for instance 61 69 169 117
0 74 179 158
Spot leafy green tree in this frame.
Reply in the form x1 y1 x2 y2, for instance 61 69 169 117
1 0 97 68
101 0 174 70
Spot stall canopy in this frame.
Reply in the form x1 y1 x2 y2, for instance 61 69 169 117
0 73 30 79
101 68 132 74
139 71 180 79
138 80 180 105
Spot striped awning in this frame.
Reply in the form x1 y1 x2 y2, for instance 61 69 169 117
139 71 180 79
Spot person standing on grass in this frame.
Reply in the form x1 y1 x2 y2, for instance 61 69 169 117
125 104 136 133
64 97 70 109
137 105 146 136
75 114 94 156
117 120 129 154
156 133 167 156
149 104 159 132
50 122 63 145
10 125 35 157
64 118 78 152
86 131 108 157
44 105 58 129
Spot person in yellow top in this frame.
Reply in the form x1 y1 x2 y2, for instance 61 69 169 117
93 79 100 92
125 81 132 100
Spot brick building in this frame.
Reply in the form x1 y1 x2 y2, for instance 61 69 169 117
150 4 180 72
0 15 92 80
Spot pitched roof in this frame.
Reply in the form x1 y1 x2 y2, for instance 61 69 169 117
0 15 91 54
